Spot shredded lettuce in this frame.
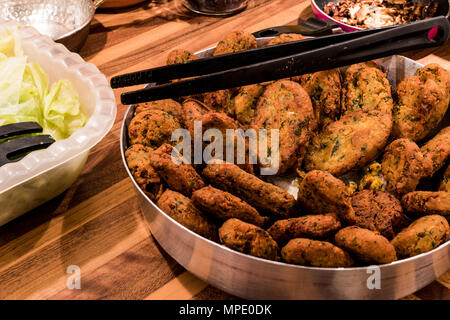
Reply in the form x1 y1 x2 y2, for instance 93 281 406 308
0 27 86 140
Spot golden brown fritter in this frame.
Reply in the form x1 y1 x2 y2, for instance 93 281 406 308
420 126 450 177
334 226 397 264
195 112 254 173
233 84 266 126
267 213 341 245
299 69 342 128
202 89 234 116
157 190 218 241
213 31 257 56
202 161 296 218
304 110 392 176
439 164 450 192
192 186 268 227
392 64 449 141
182 99 211 134
251 80 316 174
391 215 449 258
149 144 205 197
297 170 352 219
344 61 379 80
219 218 279 261
128 109 182 148
166 49 198 65
266 33 306 46
391 215 450 258
401 191 450 217
381 138 432 196
125 144 163 202
342 64 393 116
415 63 450 92
135 99 184 124
350 190 405 239
281 238 354 267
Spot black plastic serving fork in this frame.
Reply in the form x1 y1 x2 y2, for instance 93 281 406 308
111 16 450 105
0 122 55 167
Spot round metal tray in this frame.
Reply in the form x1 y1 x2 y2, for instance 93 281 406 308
119 41 450 299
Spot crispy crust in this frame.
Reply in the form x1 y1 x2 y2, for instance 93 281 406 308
219 218 279 261
125 144 163 201
439 164 450 192
157 190 218 241
420 126 450 177
202 89 234 116
166 49 198 65
149 144 205 197
350 190 405 239
381 138 431 196
297 170 352 220
251 80 316 174
182 99 210 134
213 31 257 56
281 238 354 267
266 33 306 46
393 64 449 141
299 69 342 128
304 110 392 176
391 215 449 258
267 213 341 245
202 162 296 218
192 186 268 227
401 191 450 217
135 99 184 124
342 64 393 116
234 84 266 126
128 109 182 148
334 226 397 264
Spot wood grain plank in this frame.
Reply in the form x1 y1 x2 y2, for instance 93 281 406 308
144 271 208 300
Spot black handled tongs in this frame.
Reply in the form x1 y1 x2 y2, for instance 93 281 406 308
0 122 55 167
112 16 450 105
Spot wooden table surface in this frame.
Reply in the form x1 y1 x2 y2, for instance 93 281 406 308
0 0 449 300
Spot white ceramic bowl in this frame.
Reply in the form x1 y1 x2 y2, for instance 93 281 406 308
0 19 116 226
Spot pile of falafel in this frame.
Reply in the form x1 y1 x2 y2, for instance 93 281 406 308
125 30 450 268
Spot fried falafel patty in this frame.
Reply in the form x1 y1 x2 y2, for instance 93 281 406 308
401 191 450 217
157 190 218 241
297 170 352 219
350 190 405 239
213 31 257 56
166 49 198 65
202 89 234 116
440 164 450 192
281 238 354 267
234 83 266 126
342 63 393 116
128 109 182 148
393 64 449 141
125 144 163 201
381 139 431 196
219 218 279 261
266 33 306 46
299 69 342 128
182 99 210 134
196 112 254 173
391 215 449 258
202 162 296 218
134 99 184 124
420 126 450 177
334 226 397 264
304 110 392 176
251 80 316 174
267 213 341 245
149 144 205 197
192 186 268 227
